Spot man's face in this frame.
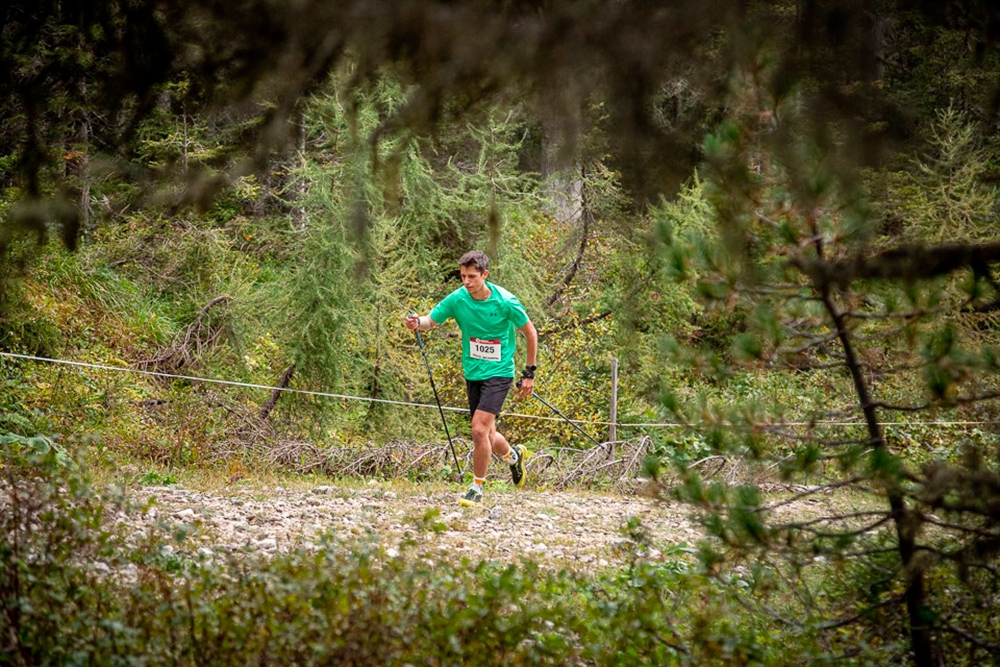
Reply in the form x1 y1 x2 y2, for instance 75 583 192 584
460 265 488 297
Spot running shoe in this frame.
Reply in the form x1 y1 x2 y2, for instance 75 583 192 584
509 444 530 488
459 487 482 506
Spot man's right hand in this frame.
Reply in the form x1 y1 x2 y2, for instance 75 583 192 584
405 313 420 331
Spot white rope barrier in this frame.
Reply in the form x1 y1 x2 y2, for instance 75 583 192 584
2 350 998 430
0 351 612 426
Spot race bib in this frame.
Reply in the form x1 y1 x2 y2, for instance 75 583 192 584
469 337 501 361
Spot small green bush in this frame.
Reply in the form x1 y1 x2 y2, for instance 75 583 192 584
0 433 125 666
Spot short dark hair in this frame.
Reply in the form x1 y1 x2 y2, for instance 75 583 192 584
458 250 490 273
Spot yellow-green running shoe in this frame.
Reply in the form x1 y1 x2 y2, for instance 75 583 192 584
509 444 531 488
458 487 483 506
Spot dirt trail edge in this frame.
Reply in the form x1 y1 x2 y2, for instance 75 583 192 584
124 485 708 570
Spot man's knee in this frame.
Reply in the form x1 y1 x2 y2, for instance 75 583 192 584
470 412 495 441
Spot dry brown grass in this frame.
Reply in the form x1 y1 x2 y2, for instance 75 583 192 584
230 434 659 492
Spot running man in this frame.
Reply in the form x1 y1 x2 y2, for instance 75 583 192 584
406 250 537 506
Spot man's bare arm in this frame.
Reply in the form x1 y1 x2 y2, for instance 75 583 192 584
405 314 438 331
519 321 537 367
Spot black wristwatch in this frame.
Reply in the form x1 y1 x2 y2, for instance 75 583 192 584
521 365 537 380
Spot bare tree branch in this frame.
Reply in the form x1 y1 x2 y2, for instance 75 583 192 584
792 242 1000 289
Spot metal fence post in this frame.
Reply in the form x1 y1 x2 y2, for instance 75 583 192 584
609 357 618 456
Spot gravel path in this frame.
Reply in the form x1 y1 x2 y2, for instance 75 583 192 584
125 483 706 569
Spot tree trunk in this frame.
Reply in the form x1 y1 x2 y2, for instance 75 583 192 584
76 113 91 235
295 104 308 230
820 289 939 667
64 103 92 244
541 116 583 224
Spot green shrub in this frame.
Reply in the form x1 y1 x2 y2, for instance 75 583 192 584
0 433 125 666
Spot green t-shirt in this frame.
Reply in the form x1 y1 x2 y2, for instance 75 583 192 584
429 282 530 381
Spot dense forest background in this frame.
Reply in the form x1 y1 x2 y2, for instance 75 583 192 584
5 1 1000 664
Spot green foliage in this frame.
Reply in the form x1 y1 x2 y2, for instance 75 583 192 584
0 69 661 462
0 432 125 666
6 440 869 666
880 105 999 244
654 85 1000 664
274 76 560 439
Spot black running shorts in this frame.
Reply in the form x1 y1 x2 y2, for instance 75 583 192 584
466 377 513 417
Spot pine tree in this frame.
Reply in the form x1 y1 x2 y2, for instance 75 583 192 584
659 87 1000 664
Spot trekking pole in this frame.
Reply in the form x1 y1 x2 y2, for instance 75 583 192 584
410 315 463 481
517 381 605 449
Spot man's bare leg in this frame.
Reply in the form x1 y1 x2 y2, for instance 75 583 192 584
491 429 512 458
464 410 524 503
470 409 498 481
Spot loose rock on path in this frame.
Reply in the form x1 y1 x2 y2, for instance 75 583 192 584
125 483 706 570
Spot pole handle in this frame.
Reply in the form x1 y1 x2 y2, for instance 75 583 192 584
408 314 425 348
